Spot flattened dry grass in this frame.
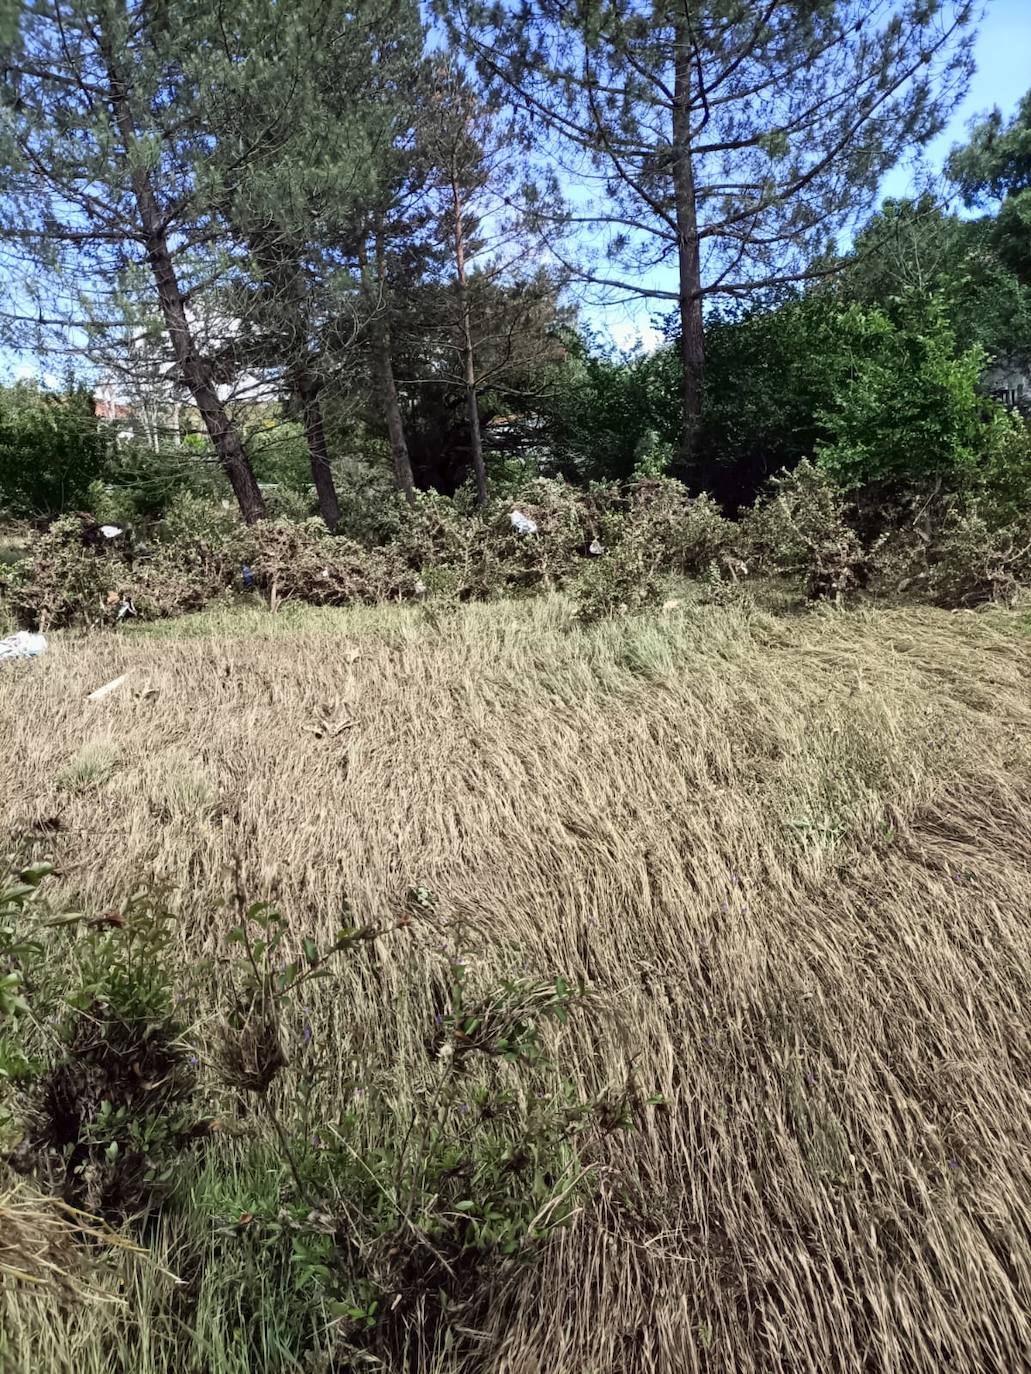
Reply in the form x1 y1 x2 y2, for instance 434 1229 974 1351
3 596 1031 1373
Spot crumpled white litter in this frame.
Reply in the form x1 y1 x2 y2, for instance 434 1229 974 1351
0 630 48 661
509 510 537 535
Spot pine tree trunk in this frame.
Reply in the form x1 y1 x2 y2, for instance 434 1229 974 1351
451 180 488 505
293 373 341 531
359 233 416 503
103 55 266 524
672 29 705 484
370 318 416 504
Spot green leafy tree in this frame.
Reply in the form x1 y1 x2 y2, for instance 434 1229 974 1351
418 63 564 505
816 296 993 489
700 292 1001 504
832 196 1031 366
446 0 978 482
208 0 430 530
537 333 681 483
0 380 109 517
949 88 1031 285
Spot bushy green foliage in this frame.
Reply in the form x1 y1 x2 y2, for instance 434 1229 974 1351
699 298 844 506
837 196 1031 366
949 90 1031 289
0 382 110 517
87 436 227 522
246 418 313 490
923 504 1031 607
978 410 1031 522
816 297 994 489
539 338 680 482
2 869 203 1217
698 293 1008 507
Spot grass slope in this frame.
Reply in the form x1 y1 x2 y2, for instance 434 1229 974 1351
3 596 1031 1373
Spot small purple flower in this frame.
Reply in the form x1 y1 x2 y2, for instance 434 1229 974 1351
720 899 729 913
303 1023 313 1046
434 1013 443 1026
459 1103 470 1114
189 1054 200 1067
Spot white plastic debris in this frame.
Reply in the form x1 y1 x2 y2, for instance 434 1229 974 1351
117 599 137 621
86 674 128 701
414 579 427 596
0 630 48 661
588 538 605 556
99 524 123 539
509 510 537 535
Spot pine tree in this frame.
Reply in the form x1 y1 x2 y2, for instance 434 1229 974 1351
421 63 561 504
0 1 269 521
447 0 978 480
949 89 1031 286
204 0 427 527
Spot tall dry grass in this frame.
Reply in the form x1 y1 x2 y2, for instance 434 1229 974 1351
3 596 1031 1373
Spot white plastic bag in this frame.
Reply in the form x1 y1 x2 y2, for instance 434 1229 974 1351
0 630 48 661
509 510 538 535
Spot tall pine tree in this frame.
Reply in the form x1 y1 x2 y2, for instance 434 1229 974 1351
447 0 978 482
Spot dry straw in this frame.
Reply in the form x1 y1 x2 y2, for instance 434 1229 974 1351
2 595 1031 1372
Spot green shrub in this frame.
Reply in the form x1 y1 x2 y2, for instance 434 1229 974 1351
924 505 1031 607
742 460 864 601
0 382 109 518
816 297 994 491
205 894 656 1370
979 410 1031 523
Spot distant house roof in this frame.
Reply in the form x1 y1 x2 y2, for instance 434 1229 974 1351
94 396 133 421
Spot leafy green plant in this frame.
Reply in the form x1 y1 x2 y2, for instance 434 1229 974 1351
209 891 659 1369
742 460 864 601
0 381 109 518
12 888 206 1219
816 297 994 490
0 860 54 1023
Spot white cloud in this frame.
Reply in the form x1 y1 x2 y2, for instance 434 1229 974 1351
606 319 663 354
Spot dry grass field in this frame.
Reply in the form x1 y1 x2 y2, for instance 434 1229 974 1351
3 594 1031 1373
